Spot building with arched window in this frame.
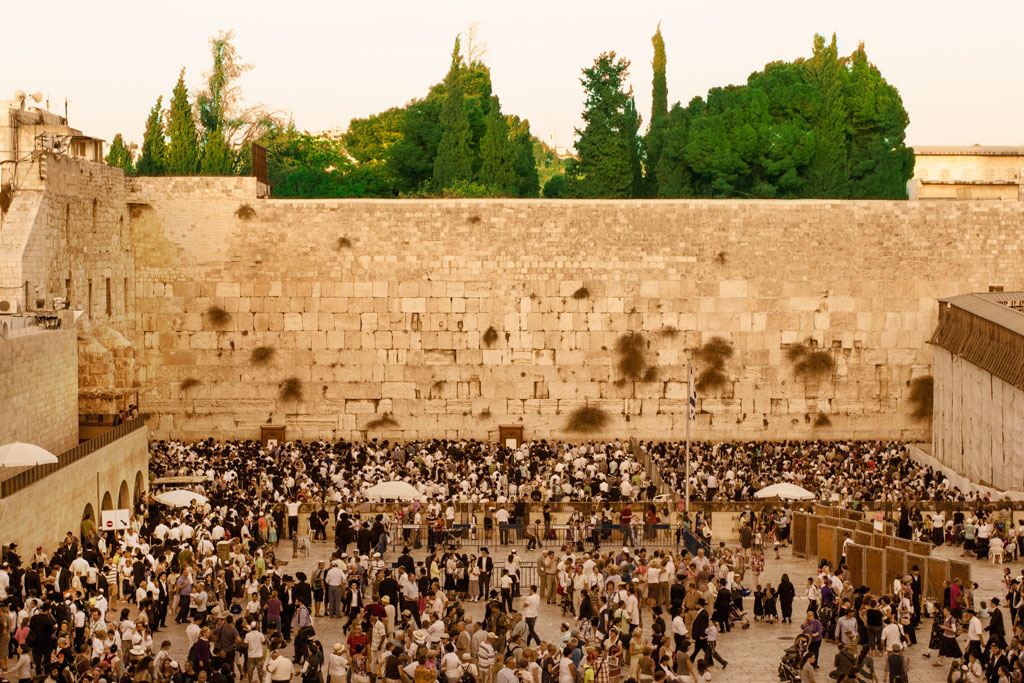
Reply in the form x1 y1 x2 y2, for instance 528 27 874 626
912 146 1024 200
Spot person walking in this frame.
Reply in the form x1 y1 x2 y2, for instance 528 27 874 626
778 574 796 624
523 585 541 647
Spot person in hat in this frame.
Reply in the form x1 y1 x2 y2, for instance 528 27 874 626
327 643 348 683
689 599 710 664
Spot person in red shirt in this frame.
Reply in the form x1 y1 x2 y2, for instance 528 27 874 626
620 507 633 546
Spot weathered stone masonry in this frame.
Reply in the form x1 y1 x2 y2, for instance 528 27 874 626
126 177 1024 442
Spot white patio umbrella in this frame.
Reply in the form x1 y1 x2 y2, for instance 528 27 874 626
363 480 425 501
154 489 208 507
0 442 59 468
754 482 816 501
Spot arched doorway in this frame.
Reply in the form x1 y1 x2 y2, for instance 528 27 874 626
101 491 113 511
133 471 145 506
83 503 95 522
82 503 96 542
117 481 130 509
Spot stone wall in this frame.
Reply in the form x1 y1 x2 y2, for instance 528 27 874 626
0 426 149 553
128 178 1024 442
0 325 78 453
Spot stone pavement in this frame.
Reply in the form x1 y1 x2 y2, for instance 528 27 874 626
148 539 1010 683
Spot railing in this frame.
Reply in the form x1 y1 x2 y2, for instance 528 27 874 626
386 521 684 552
0 416 146 498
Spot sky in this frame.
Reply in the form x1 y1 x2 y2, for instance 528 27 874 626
3 0 1022 151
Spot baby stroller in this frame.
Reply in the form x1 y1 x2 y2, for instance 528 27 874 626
778 634 810 682
439 527 461 550
728 602 751 629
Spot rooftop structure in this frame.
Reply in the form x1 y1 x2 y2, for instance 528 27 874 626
912 145 1024 200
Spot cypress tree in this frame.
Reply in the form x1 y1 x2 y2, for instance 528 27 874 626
165 68 201 175
476 96 516 194
569 52 638 198
201 126 234 175
804 34 850 198
105 134 135 174
433 37 474 191
645 23 669 196
135 97 166 176
510 118 540 198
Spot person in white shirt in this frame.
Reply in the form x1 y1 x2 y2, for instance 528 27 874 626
522 585 541 646
881 618 903 652
966 609 984 661
244 625 266 683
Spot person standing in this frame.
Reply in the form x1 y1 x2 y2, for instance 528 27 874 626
778 574 796 624
523 585 541 646
801 612 823 667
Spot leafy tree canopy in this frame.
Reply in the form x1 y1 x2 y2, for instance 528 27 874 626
655 34 913 199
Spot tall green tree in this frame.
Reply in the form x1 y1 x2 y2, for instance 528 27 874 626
645 23 669 196
803 33 849 197
165 69 201 175
433 37 474 191
568 52 640 198
105 134 135 174
509 116 540 198
201 126 233 175
843 43 914 199
476 96 517 193
135 97 166 176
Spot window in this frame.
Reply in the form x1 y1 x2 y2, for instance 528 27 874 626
123 277 128 313
105 278 112 316
1008 168 1018 181
990 286 1005 293
960 168 971 181
65 204 71 240
88 281 93 316
92 198 98 230
941 168 950 181
984 168 995 181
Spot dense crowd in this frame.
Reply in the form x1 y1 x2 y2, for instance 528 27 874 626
648 440 972 503
1 436 1020 683
149 439 656 506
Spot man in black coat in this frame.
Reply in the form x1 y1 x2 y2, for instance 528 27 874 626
292 573 313 612
396 548 415 576
987 597 1007 650
377 569 400 608
29 603 57 672
690 599 711 662
357 523 373 557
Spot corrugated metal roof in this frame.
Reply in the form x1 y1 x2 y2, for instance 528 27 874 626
936 292 1024 336
914 146 1024 156
931 293 1024 391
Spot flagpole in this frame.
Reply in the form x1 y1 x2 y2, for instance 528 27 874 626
685 362 692 513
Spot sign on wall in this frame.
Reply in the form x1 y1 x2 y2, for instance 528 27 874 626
101 509 130 531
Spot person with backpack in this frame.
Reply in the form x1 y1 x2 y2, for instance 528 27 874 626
882 642 909 683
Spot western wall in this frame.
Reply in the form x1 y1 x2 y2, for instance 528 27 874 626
126 176 1024 442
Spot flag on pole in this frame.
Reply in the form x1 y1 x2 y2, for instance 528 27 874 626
688 366 696 420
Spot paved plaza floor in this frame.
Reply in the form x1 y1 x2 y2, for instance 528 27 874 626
151 539 1009 683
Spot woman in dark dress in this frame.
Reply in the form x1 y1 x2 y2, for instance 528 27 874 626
763 582 778 624
778 574 796 624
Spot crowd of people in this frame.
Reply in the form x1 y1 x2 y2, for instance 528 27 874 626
148 439 656 506
0 435 1019 683
648 440 972 503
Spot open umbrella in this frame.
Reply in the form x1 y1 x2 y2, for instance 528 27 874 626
0 442 59 468
363 480 424 501
754 482 816 501
154 489 208 507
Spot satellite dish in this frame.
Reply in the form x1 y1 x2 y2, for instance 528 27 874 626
30 92 43 104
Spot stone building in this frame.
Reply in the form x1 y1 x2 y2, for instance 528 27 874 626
1 101 145 554
930 291 1024 490
912 146 1024 200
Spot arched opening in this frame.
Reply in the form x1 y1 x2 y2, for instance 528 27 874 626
101 491 113 511
133 471 145 506
82 503 96 541
117 480 130 509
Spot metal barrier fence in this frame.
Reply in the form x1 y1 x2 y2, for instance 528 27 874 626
0 416 146 498
387 521 688 553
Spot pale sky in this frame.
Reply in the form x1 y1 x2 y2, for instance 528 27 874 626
3 0 1022 151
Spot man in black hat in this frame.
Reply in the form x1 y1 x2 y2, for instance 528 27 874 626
397 547 415 576
987 597 1006 651
689 598 710 663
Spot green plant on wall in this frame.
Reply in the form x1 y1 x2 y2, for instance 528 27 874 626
251 346 275 366
694 336 733 392
279 376 303 401
788 341 835 380
367 413 398 430
565 405 608 433
206 305 231 328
